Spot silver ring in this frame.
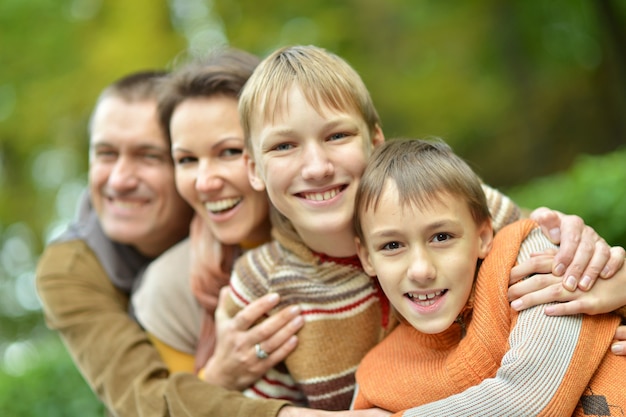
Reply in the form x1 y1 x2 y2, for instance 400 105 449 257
255 343 269 359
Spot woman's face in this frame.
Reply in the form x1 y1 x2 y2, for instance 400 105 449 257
170 95 270 245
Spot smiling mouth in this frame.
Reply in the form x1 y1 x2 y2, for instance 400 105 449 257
204 197 242 214
406 290 447 306
299 185 346 201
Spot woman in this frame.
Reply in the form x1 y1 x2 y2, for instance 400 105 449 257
132 48 303 390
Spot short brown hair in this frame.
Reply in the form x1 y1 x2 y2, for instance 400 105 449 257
89 70 168 134
157 48 260 144
354 138 490 244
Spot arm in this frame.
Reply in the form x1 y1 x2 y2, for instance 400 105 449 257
36 240 289 417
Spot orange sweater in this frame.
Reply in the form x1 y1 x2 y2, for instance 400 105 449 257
353 219 625 416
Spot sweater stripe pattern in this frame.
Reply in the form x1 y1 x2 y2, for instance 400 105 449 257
353 220 625 416
227 227 390 410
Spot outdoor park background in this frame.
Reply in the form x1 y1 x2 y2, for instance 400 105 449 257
1 0 625 415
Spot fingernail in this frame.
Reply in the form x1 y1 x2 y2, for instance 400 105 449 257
601 266 610 278
289 305 301 315
291 316 304 328
565 276 577 291
612 343 623 355
544 305 555 315
579 275 591 290
549 228 560 241
554 263 565 276
511 300 523 311
267 293 280 303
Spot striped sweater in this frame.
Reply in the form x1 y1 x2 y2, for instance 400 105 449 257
353 219 625 416
223 184 520 410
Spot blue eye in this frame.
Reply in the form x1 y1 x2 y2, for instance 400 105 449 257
273 143 294 151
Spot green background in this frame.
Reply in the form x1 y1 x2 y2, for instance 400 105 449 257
1 0 624 415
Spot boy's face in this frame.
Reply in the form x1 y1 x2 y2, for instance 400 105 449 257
170 96 270 245
246 86 384 252
356 182 493 334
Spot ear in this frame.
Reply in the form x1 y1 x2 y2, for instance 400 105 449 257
371 124 385 148
244 151 265 191
477 219 494 259
355 237 377 277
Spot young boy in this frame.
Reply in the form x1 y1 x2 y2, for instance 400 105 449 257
223 44 624 411
352 138 626 415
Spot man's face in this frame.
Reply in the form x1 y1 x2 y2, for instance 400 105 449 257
88 96 192 257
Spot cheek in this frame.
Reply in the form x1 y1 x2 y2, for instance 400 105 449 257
175 170 196 202
88 164 109 189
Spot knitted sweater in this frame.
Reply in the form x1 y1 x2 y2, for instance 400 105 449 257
225 184 521 410
225 225 392 410
353 219 625 416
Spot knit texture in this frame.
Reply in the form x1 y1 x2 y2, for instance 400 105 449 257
225 225 393 410
353 219 625 416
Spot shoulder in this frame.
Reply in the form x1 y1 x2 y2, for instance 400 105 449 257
36 239 102 276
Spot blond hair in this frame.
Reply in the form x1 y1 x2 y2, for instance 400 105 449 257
238 45 380 154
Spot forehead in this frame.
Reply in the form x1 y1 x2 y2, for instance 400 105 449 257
90 97 166 149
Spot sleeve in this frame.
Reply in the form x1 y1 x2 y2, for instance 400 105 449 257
397 228 615 417
481 184 521 233
133 238 203 356
36 240 289 417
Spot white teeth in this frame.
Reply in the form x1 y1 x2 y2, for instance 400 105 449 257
408 290 443 301
302 188 339 201
112 200 142 209
204 197 241 213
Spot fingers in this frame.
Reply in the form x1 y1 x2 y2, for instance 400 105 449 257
530 207 562 244
509 252 555 285
550 214 585 281
251 304 304 363
600 246 626 279
612 326 626 356
509 274 564 311
573 237 610 291
226 289 282 330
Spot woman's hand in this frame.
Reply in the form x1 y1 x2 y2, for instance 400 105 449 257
199 287 304 391
530 207 624 291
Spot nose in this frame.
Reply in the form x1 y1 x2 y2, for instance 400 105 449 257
301 142 334 180
108 156 139 191
195 159 224 193
406 247 436 285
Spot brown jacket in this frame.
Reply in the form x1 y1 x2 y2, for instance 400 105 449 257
36 239 288 417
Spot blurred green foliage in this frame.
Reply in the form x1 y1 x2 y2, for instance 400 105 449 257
508 147 626 247
0 336 104 416
1 0 624 415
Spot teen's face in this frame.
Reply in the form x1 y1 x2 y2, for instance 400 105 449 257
356 183 493 334
89 97 192 257
171 96 270 245
247 86 383 249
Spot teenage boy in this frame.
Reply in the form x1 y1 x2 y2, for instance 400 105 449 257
352 138 626 415
223 44 624 410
